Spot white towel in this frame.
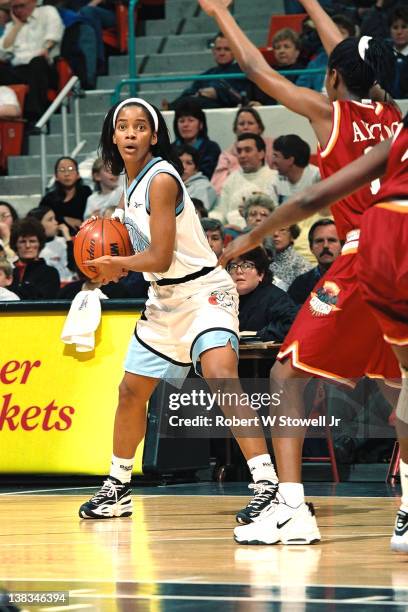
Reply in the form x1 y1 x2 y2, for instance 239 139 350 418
61 288 107 352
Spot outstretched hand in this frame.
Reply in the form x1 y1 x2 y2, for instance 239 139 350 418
198 0 232 17
84 255 128 284
218 232 261 268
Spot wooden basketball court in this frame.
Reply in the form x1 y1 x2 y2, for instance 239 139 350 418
1 482 407 610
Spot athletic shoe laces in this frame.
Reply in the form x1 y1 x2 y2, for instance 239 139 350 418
247 481 278 509
90 478 122 504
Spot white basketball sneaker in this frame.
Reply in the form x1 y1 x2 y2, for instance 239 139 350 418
391 509 408 553
234 494 321 545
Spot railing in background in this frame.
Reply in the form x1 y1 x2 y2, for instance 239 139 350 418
35 76 85 193
128 0 140 96
112 68 326 104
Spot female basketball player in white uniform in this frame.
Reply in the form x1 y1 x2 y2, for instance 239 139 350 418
78 98 276 519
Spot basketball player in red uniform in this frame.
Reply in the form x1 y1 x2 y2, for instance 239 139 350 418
200 0 402 544
222 114 408 551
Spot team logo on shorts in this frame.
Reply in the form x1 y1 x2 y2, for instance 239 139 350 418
208 290 235 310
309 281 341 317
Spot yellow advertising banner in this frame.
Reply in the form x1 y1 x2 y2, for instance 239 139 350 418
0 308 144 474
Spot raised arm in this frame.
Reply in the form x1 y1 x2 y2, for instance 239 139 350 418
298 0 343 56
219 138 391 266
198 0 330 123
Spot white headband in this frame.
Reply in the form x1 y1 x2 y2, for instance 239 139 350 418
113 97 159 132
358 36 372 61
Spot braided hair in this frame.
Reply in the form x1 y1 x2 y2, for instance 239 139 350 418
328 37 396 99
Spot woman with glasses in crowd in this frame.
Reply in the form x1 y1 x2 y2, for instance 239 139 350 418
228 246 298 344
39 156 92 236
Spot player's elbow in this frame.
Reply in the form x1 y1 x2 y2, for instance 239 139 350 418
155 253 173 273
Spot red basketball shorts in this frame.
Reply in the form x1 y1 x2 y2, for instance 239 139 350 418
278 235 400 385
357 202 408 347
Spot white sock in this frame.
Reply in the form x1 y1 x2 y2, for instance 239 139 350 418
247 454 278 484
400 458 408 513
110 455 134 484
278 482 304 508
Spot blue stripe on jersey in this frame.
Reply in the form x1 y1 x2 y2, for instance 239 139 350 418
127 156 162 201
145 170 184 215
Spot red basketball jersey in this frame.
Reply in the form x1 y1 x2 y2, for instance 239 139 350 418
374 119 408 204
317 100 401 239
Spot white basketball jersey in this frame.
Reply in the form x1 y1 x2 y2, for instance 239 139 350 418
123 157 217 282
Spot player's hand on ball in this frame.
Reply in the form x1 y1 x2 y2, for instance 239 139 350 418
80 216 98 230
198 0 232 17
84 255 128 284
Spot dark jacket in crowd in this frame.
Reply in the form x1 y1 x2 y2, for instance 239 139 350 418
39 183 92 235
10 259 60 300
250 60 305 105
238 283 298 342
170 62 251 109
172 136 221 179
288 266 323 305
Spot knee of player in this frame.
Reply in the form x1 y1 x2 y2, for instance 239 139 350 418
118 379 139 408
270 359 299 387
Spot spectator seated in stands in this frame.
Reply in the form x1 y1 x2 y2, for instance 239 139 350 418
52 0 98 90
172 100 221 179
0 200 18 262
288 218 342 305
9 217 60 299
210 133 277 228
201 217 224 257
65 0 115 76
211 106 275 195
270 225 312 290
176 143 217 212
0 257 20 300
84 157 122 218
39 156 92 236
227 246 298 342
241 191 276 254
360 0 401 39
251 28 305 105
0 0 64 126
164 33 251 110
0 84 21 118
389 5 408 98
297 14 356 92
27 206 75 282
268 134 324 263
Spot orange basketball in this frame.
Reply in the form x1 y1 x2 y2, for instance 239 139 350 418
73 218 134 279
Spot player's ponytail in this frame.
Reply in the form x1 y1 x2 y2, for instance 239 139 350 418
100 105 123 175
328 36 395 99
403 112 408 128
363 37 396 97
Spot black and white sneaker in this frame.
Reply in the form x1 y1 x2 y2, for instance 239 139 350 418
79 476 132 519
391 509 408 553
236 480 279 524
